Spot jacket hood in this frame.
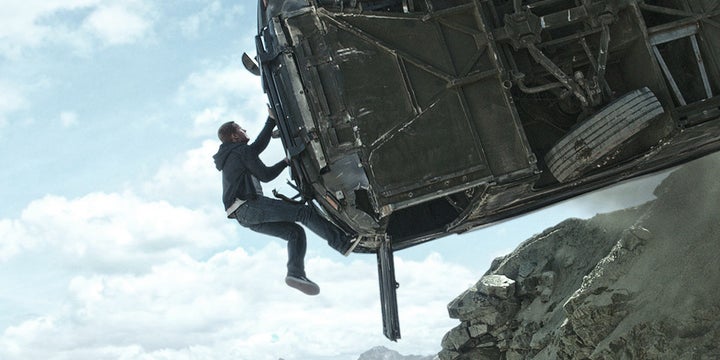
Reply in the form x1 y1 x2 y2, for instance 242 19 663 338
213 142 243 171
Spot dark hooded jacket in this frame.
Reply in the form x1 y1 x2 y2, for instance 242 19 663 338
213 117 288 211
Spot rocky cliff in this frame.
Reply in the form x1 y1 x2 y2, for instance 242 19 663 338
439 153 720 360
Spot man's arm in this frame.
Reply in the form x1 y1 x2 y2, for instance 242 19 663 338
249 117 276 153
242 149 288 182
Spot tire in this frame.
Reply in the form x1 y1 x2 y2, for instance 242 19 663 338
545 87 664 183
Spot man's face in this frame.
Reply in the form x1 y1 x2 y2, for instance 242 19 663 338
231 123 250 143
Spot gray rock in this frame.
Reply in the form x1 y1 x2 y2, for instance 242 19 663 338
468 323 489 338
447 285 518 324
441 324 470 351
477 275 516 299
437 348 460 360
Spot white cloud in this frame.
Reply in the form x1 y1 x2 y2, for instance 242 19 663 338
0 82 28 128
81 4 152 45
141 140 222 207
0 0 154 58
0 225 472 359
193 106 231 131
0 220 35 261
180 2 248 39
177 64 264 108
59 111 78 127
179 1 221 38
1 192 233 270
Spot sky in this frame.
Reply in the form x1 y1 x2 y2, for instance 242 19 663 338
0 1 669 359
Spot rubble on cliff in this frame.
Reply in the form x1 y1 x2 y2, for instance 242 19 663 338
439 153 720 360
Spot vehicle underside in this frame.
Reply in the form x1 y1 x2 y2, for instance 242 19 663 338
252 0 720 340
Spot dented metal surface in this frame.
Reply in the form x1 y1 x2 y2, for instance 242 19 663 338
254 0 720 340
257 0 720 249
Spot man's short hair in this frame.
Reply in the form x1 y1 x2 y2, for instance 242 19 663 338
218 121 237 143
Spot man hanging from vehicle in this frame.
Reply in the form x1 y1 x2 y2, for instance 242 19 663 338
213 107 360 296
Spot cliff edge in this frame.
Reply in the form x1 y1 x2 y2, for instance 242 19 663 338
439 153 720 360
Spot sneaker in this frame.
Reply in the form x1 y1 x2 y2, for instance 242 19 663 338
343 236 361 257
285 275 320 296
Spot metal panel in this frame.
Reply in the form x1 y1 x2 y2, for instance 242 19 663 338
307 7 535 210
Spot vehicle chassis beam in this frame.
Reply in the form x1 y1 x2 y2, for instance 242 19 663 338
377 237 401 341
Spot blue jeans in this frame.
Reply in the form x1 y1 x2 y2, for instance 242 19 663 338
234 196 349 277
